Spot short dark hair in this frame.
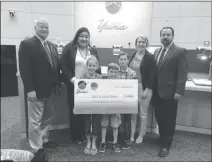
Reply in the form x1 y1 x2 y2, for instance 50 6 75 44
108 63 119 71
72 27 90 45
160 27 174 36
118 52 129 60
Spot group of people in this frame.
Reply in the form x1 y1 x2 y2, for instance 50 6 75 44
19 18 188 158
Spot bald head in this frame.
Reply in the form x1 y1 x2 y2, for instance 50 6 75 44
34 18 49 40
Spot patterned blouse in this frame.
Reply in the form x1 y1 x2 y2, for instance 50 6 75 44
129 53 145 83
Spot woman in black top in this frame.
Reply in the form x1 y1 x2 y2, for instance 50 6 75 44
123 36 157 149
60 27 100 144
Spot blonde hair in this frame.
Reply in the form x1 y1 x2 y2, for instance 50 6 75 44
107 63 119 71
86 55 99 68
135 36 149 47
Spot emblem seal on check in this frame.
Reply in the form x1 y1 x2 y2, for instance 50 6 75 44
91 82 98 90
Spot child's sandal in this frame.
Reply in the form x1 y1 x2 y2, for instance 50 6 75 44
90 148 98 155
84 147 91 154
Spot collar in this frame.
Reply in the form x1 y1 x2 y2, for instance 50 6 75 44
162 41 174 51
35 34 47 45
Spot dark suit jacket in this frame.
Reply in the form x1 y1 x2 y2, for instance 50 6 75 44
59 42 100 109
129 50 156 90
60 42 101 85
154 43 188 98
19 36 61 99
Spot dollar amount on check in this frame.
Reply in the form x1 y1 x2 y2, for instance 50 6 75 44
74 79 138 114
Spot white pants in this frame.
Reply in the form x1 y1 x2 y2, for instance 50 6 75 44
28 91 57 151
131 83 158 137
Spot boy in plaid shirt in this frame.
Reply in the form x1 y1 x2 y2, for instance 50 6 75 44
117 52 137 150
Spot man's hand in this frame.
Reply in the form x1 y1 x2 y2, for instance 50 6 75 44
174 93 181 101
27 91 37 101
59 82 65 88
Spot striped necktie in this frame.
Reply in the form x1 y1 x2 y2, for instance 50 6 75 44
157 48 166 68
43 41 53 67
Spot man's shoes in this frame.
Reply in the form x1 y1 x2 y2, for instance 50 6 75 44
158 147 169 157
43 141 58 148
31 148 48 162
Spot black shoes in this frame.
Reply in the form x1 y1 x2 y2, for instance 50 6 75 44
31 148 48 162
158 147 169 157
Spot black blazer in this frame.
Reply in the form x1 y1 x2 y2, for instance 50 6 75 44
18 36 61 99
60 42 101 85
129 50 156 90
154 43 188 98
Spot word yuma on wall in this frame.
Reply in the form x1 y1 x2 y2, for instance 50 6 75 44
97 19 128 32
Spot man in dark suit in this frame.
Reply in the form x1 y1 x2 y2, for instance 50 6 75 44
153 27 188 157
19 18 61 153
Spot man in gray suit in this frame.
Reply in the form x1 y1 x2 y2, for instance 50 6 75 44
153 27 188 157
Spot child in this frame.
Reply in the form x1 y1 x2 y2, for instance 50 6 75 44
81 55 102 155
118 52 136 79
117 52 137 150
99 63 121 153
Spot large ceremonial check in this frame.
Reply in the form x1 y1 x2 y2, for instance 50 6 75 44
73 79 138 114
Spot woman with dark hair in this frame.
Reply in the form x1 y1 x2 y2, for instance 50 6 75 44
122 36 157 149
60 27 101 144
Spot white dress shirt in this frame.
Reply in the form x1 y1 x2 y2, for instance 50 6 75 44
35 34 50 51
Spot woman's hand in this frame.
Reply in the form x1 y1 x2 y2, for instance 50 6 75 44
142 88 148 99
27 91 37 101
70 77 76 84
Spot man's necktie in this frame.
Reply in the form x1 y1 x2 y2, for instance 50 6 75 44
43 41 59 93
157 48 166 68
43 41 53 67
